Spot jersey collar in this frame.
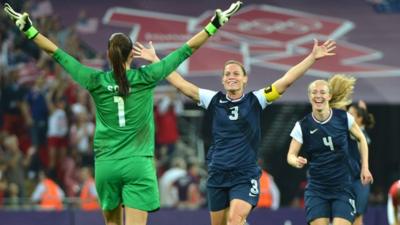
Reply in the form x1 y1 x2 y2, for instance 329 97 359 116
226 93 244 102
312 108 333 124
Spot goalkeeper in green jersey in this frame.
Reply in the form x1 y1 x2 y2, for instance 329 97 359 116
3 2 242 225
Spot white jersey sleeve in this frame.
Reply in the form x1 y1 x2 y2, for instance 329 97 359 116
252 89 270 109
346 112 355 129
290 122 303 144
198 88 218 109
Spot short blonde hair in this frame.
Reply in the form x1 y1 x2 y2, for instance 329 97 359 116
328 74 356 109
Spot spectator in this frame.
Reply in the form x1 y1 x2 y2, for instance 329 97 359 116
23 74 48 176
174 160 205 209
4 182 21 210
79 167 100 211
257 169 280 210
159 157 187 208
0 178 6 208
31 170 65 211
1 68 28 138
60 150 80 198
155 89 183 162
46 82 68 173
70 87 93 119
69 110 94 167
2 134 33 199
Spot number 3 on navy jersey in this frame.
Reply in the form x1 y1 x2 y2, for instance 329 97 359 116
323 136 334 151
228 106 239 120
114 96 126 127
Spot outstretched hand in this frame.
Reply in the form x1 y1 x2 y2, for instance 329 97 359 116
133 41 159 63
204 1 243 36
4 3 38 39
311 39 336 60
214 1 243 27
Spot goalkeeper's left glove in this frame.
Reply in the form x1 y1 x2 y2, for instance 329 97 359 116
4 3 39 40
204 1 243 36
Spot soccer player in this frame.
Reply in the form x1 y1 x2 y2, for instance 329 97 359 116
388 180 400 225
134 38 336 225
287 74 374 225
347 101 375 225
3 2 242 225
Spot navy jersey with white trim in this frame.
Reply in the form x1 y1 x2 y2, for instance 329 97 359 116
290 109 354 191
199 89 269 171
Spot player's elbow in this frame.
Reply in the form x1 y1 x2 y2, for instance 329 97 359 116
286 154 294 166
287 154 299 168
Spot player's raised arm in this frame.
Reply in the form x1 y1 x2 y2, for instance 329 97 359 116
3 3 58 55
264 39 336 103
133 41 200 102
186 1 242 52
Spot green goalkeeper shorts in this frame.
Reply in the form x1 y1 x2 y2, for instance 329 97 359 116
95 156 160 211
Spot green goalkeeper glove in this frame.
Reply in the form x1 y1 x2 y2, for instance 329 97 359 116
204 1 243 36
4 3 39 39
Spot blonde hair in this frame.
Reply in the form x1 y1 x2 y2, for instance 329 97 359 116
328 74 356 109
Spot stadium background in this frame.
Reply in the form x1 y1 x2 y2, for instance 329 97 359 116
0 0 399 224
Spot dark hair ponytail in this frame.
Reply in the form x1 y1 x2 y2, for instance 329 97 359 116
108 33 133 97
350 104 376 129
365 113 375 129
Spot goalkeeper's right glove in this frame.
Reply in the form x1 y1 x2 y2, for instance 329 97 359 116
4 3 39 40
204 1 243 36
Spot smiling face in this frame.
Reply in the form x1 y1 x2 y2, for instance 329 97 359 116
222 61 247 95
308 80 331 112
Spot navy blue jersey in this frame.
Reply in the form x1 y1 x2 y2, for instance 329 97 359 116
199 89 268 171
348 128 370 178
292 109 354 191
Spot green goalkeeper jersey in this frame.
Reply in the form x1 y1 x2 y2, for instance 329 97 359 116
53 44 192 161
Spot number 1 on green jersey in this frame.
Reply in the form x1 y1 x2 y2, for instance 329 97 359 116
114 96 126 127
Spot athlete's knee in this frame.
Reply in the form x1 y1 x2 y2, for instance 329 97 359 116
227 200 251 225
211 218 226 225
210 210 228 225
353 216 363 225
125 207 148 225
103 214 122 225
226 213 246 225
103 206 122 225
